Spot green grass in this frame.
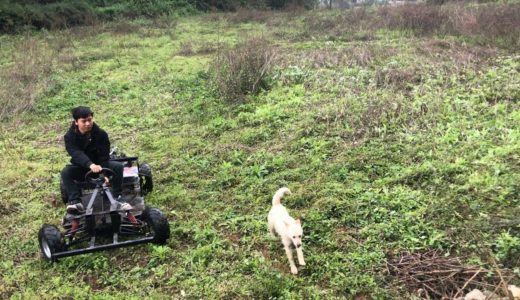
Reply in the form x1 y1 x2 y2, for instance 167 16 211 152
1 9 520 299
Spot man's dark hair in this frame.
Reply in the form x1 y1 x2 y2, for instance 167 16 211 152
72 106 93 120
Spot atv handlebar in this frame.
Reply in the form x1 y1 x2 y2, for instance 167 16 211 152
85 168 115 185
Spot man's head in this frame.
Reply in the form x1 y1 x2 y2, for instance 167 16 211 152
72 106 94 134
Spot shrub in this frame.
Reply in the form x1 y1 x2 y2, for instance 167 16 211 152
210 37 277 103
0 1 96 32
0 0 192 33
123 0 179 18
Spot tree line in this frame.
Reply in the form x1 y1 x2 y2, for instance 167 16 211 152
0 0 317 33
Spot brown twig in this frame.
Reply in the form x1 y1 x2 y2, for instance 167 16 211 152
489 255 509 297
386 251 514 299
453 267 482 299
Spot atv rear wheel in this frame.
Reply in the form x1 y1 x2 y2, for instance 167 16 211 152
139 163 153 195
38 224 65 262
143 207 169 244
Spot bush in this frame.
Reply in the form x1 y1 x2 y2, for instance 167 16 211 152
0 1 96 32
0 0 194 33
210 37 277 103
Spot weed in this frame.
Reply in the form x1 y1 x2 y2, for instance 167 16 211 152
210 36 277 102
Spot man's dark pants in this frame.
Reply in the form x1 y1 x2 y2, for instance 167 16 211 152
61 161 124 204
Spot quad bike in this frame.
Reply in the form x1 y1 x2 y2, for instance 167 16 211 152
38 154 169 262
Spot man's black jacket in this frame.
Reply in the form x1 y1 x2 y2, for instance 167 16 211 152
64 122 110 168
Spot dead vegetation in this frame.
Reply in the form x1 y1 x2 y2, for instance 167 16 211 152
375 67 422 89
386 251 514 299
301 3 520 47
210 36 277 102
225 8 273 24
417 39 498 70
223 8 304 25
284 46 399 69
177 41 218 56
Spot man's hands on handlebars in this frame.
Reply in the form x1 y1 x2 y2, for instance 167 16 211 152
89 164 109 183
85 167 114 184
89 164 102 173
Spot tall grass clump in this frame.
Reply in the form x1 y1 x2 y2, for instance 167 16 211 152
210 37 277 103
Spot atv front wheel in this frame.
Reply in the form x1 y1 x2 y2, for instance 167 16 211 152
38 224 65 262
143 207 169 244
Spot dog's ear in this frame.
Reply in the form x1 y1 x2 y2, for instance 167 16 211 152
283 219 291 227
295 219 301 224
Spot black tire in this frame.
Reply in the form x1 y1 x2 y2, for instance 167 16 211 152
143 207 169 244
38 224 65 262
60 179 68 205
139 163 153 195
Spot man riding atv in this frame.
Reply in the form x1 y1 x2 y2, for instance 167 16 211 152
61 106 132 214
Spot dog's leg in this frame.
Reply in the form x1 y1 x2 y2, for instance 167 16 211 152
296 247 305 266
269 224 277 238
284 245 298 275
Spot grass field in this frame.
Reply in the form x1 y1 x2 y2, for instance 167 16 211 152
1 5 519 299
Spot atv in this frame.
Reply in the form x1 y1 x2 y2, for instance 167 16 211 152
38 153 169 262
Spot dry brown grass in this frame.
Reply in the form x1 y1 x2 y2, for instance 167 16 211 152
177 41 195 56
282 46 398 69
302 8 373 38
176 41 218 56
380 4 449 34
475 4 520 44
376 67 422 90
417 39 498 69
226 8 274 24
301 3 520 47
383 3 520 46
107 21 140 35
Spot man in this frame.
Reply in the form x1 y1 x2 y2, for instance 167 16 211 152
61 106 131 214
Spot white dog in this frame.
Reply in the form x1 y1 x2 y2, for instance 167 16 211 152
268 187 305 275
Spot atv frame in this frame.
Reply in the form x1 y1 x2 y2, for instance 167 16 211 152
38 156 169 262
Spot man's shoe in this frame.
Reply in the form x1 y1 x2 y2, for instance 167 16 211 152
116 195 133 211
119 202 132 210
66 202 85 214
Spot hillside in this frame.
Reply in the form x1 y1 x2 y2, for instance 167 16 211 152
1 5 519 299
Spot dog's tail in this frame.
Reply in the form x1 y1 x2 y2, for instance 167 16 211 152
272 187 291 206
